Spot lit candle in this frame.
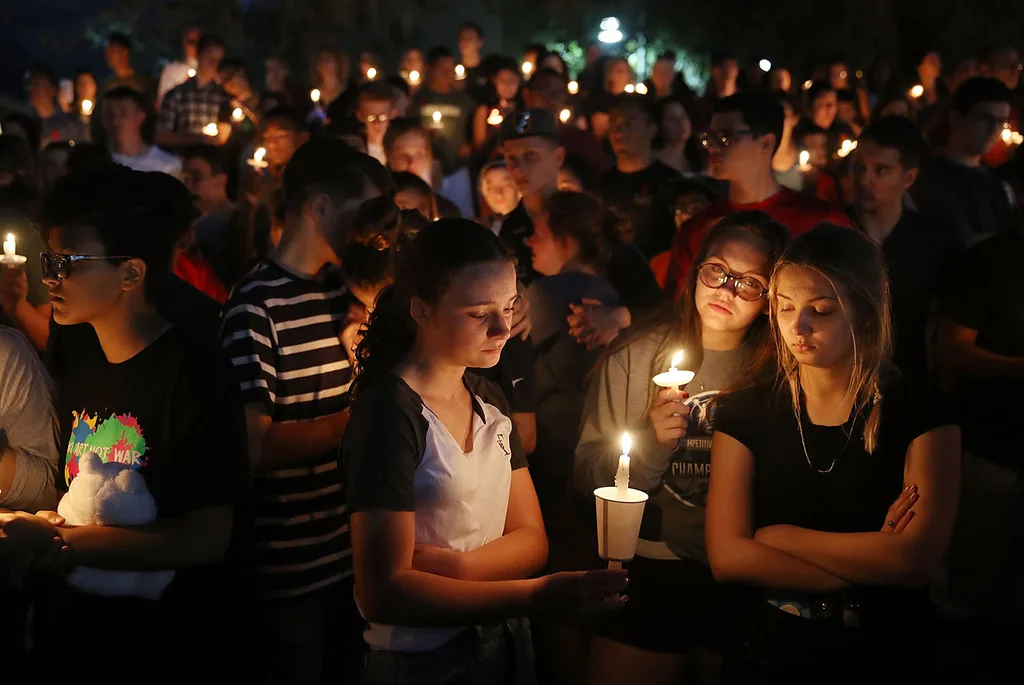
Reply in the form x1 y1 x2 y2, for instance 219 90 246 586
653 350 695 388
431 110 443 129
559 108 572 123
624 83 635 93
202 122 219 137
522 61 533 76
455 64 466 80
409 70 421 85
487 108 504 126
246 147 268 170
366 67 377 80
567 80 579 95
909 84 924 99
1 233 26 266
802 79 813 91
615 433 632 497
798 149 812 172
635 83 648 95
231 107 244 122
187 68 196 79
310 88 321 104
1012 131 1024 146
837 139 857 158
81 99 94 116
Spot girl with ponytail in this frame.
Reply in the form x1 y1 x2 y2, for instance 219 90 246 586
342 219 627 685
706 224 961 680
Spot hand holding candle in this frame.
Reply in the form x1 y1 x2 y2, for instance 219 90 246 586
247 147 268 170
653 350 695 388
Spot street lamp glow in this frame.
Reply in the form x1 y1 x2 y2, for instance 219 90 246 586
598 18 623 44
600 17 620 31
759 59 772 73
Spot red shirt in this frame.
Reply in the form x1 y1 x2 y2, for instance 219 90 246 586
174 251 229 304
664 187 851 301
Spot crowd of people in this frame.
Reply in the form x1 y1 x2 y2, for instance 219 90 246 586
0 19 1022 685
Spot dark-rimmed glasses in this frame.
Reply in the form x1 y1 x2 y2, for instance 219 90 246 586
699 129 754 150
40 253 133 281
698 262 766 301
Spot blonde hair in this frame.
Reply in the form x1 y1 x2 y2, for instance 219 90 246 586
768 224 892 453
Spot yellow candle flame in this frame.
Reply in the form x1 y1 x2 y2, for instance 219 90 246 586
635 83 648 95
409 70 420 84
232 107 244 122
559 108 571 123
253 147 266 163
187 68 196 79
802 80 813 90
487 108 504 126
909 84 924 99
799 150 810 167
567 80 579 95
366 67 377 80
670 349 684 370
1002 127 1013 143
620 433 632 457
81 99 94 116
432 110 442 123
203 123 219 137
522 61 533 76
624 83 635 93
455 64 466 79
310 88 321 103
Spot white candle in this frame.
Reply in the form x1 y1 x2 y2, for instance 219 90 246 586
247 147 268 170
653 349 696 388
1 233 26 266
615 433 632 497
487 108 504 126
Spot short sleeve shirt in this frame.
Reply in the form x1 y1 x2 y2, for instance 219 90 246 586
342 372 527 652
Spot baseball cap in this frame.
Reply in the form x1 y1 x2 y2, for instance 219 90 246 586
498 108 560 144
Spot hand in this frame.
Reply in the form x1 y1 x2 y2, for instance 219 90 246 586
567 300 630 349
881 485 919 533
0 512 64 572
531 569 629 615
34 510 66 526
339 300 369 368
0 266 28 314
511 294 532 341
649 387 690 451
411 544 463 579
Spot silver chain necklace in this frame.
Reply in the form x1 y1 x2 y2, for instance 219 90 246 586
796 409 855 474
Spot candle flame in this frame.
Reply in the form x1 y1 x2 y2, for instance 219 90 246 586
6 233 13 243
635 82 648 95
522 61 533 76
366 67 377 80
487 109 504 126
310 88 321 103
409 70 420 84
455 64 466 79
624 83 635 93
81 99 94 115
909 84 924 99
799 150 810 166
232 107 244 122
802 80 813 91
253 147 266 163
559 108 571 123
203 123 219 137
432 110 442 123
1002 127 1013 143
187 68 196 79
620 433 632 457
567 80 579 95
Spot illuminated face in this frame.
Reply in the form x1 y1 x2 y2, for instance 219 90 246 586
357 98 393 145
812 90 838 130
45 227 132 327
502 137 563 197
851 139 916 213
389 131 433 184
526 213 576 276
261 123 300 167
705 110 769 182
774 265 854 370
608 106 655 158
480 167 520 216
695 238 769 335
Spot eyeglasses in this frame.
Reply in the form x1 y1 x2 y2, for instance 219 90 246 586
40 252 133 281
698 129 753 150
364 113 390 124
698 262 766 301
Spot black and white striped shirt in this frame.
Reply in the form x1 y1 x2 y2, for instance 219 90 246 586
221 261 353 599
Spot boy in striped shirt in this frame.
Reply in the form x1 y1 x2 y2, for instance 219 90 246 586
222 140 386 683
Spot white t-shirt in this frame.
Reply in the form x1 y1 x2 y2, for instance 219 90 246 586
113 146 183 176
341 373 528 652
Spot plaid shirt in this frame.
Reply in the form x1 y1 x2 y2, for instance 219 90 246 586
158 78 232 135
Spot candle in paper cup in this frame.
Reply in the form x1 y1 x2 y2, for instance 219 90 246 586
595 431 648 570
653 350 695 388
247 147 268 170
1 233 27 266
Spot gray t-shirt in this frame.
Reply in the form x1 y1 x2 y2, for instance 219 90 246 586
575 329 745 563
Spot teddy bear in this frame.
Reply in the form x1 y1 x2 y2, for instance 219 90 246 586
56 451 174 600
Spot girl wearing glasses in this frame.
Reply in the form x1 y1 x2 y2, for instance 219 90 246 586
706 224 960 680
575 211 787 685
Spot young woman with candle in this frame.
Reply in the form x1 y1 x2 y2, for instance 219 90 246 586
342 219 627 685
706 224 960 680
575 211 788 685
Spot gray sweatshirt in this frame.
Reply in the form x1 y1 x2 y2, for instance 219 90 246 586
0 327 60 511
574 329 744 563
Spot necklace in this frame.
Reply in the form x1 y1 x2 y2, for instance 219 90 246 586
796 408 855 474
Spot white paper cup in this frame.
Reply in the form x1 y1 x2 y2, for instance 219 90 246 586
594 486 649 563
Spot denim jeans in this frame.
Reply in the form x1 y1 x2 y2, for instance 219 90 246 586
362 619 536 685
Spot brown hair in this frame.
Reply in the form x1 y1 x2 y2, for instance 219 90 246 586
769 224 892 453
543 191 614 272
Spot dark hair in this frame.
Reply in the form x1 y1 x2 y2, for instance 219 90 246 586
543 191 613 271
359 81 397 105
458 21 484 39
352 219 513 398
39 166 181 300
609 94 654 124
836 88 858 104
66 143 113 172
107 32 132 51
0 135 36 176
858 116 926 170
426 46 454 67
713 92 785 154
261 106 305 134
104 86 150 111
806 81 836 106
342 197 402 290
383 117 431 158
182 144 228 176
950 76 1015 115
281 139 381 218
392 171 438 219
1 113 41 153
657 177 719 211
197 34 226 55
560 153 597 191
657 51 677 63
710 53 736 68
603 210 788 393
27 67 56 87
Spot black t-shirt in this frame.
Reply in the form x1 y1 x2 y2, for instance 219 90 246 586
599 160 681 260
714 376 955 620
472 334 536 415
937 230 1024 465
56 326 249 601
47 275 221 381
499 202 537 284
